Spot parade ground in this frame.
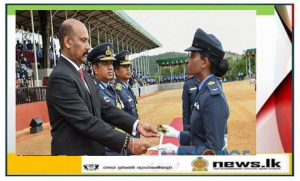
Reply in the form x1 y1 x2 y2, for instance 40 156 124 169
16 80 256 156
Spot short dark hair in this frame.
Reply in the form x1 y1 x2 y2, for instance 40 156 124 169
58 22 73 48
113 62 120 70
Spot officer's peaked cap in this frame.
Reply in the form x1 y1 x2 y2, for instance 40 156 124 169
185 28 225 59
87 42 116 65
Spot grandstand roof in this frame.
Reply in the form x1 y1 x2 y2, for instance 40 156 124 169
244 48 256 57
156 56 188 66
16 10 162 53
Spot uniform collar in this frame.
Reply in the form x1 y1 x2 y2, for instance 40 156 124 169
94 77 107 89
118 79 129 89
100 81 108 88
199 74 213 91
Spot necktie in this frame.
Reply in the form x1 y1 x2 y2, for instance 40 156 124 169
107 84 114 95
128 86 134 97
78 69 90 94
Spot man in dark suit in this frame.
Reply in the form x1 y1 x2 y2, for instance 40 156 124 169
46 19 159 156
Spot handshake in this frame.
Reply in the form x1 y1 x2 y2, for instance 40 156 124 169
129 123 180 155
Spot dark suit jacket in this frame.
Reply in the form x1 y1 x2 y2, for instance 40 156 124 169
46 56 136 156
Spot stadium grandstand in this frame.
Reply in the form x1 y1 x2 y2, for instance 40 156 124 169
156 56 189 84
15 10 162 105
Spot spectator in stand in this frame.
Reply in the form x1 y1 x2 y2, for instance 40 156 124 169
16 60 22 79
35 41 40 51
18 66 29 79
16 40 23 50
18 52 24 62
37 48 43 68
167 76 170 83
85 65 92 76
163 76 166 83
50 39 53 50
55 50 59 64
18 53 32 69
27 40 33 50
23 57 32 69
22 40 28 50
178 75 182 82
50 39 57 52
50 49 54 68
137 80 141 97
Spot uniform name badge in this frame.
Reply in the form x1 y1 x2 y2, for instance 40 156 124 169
190 87 197 91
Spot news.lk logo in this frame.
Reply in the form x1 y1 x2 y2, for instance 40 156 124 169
213 159 281 170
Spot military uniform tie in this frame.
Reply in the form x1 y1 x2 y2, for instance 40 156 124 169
128 86 135 98
107 84 114 95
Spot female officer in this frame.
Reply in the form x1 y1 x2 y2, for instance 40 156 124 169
149 28 229 155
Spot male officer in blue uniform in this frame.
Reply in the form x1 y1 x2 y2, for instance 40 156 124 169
113 50 140 140
149 28 229 155
88 42 123 110
182 75 199 131
87 42 126 156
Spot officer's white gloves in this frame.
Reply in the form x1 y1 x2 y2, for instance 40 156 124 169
161 125 180 139
148 143 179 154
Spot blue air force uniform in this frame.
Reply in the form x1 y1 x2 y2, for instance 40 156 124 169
177 28 229 155
178 75 229 155
87 42 127 156
93 78 127 155
93 78 123 110
182 76 199 131
114 50 140 139
115 80 138 119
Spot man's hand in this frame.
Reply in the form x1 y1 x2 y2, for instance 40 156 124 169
148 143 178 154
161 125 180 138
137 122 160 138
129 138 152 155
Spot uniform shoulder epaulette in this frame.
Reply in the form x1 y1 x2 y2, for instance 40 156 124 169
116 83 122 91
185 76 194 82
207 81 222 95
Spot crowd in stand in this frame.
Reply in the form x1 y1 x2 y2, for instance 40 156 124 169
15 38 59 88
161 74 187 83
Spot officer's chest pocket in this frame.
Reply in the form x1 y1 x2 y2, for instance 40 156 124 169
124 99 134 112
190 103 202 126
